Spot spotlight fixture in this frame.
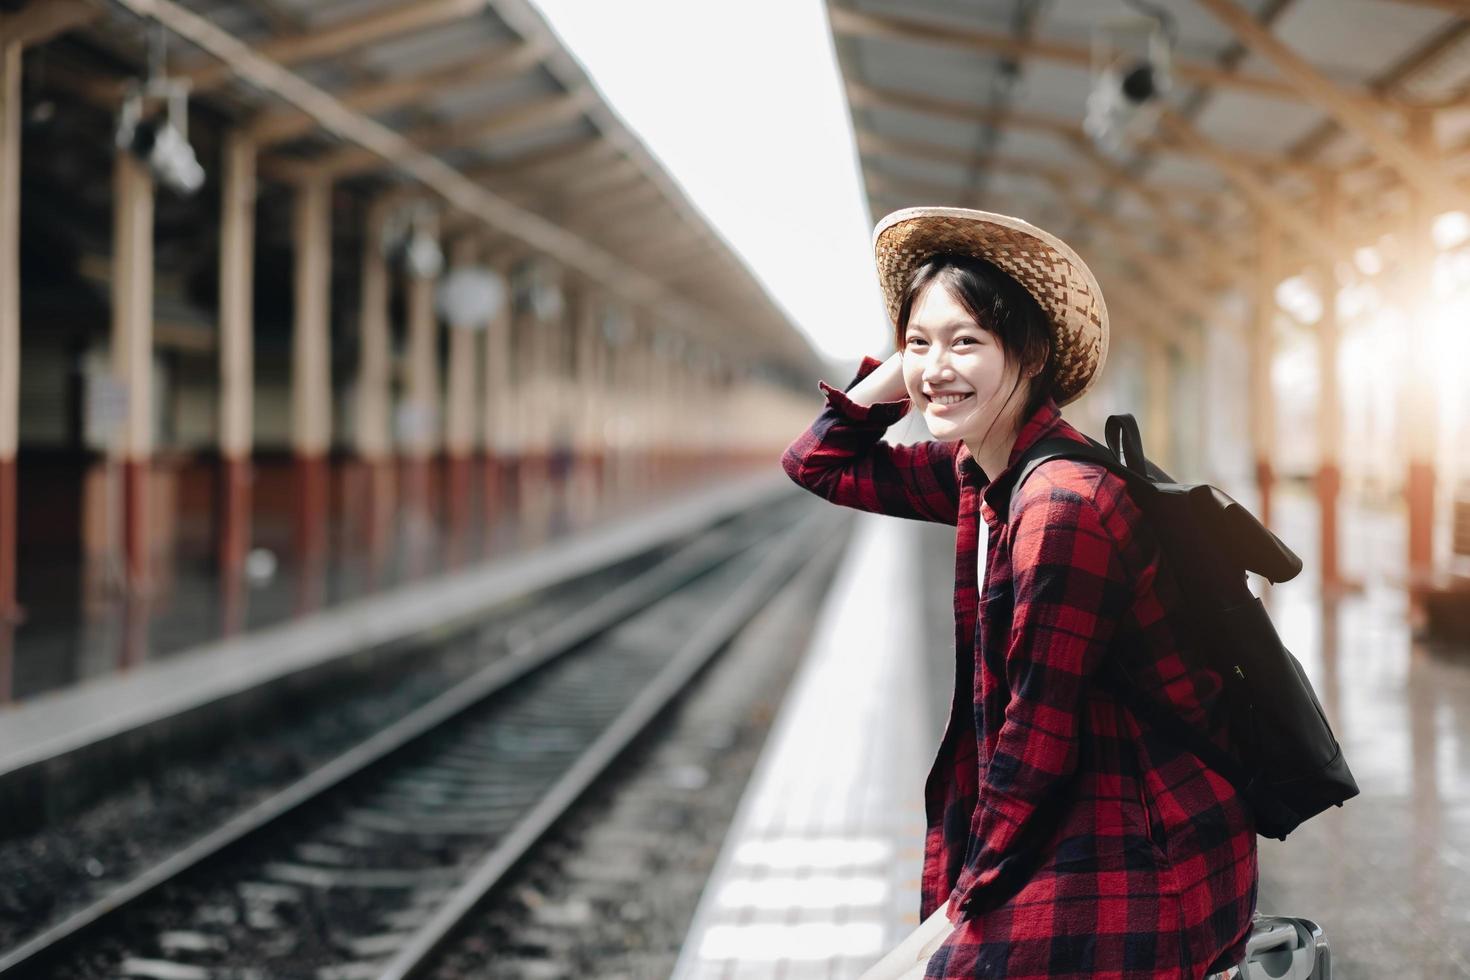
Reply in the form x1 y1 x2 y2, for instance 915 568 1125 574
114 23 205 194
1083 3 1174 157
435 265 506 329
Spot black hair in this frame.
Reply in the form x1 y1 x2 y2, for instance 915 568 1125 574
893 252 1056 440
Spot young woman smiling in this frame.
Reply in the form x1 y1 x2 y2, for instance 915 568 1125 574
782 208 1257 980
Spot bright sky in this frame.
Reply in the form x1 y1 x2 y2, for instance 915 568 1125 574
526 0 887 368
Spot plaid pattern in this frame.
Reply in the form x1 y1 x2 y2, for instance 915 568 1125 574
781 357 1257 979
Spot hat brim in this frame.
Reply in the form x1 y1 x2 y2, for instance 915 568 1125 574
873 206 1109 407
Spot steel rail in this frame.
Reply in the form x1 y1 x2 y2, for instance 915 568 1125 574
0 505 802 976
376 508 844 980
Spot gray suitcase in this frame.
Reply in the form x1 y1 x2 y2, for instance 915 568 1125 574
1209 914 1330 980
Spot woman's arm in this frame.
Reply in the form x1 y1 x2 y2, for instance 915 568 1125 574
781 353 959 526
945 466 1133 918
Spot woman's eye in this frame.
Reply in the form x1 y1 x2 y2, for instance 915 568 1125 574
905 337 927 347
954 336 979 347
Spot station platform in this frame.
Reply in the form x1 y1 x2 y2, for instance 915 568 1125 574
675 489 1470 979
6 458 764 704
0 470 792 824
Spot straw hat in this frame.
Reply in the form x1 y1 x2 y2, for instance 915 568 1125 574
873 206 1109 406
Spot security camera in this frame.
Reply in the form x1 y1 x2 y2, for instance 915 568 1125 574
1084 15 1172 156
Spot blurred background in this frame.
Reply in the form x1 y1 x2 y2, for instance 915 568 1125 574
1 1 1468 977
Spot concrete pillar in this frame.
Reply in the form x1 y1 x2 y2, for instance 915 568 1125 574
1316 175 1342 593
443 237 479 567
403 211 440 461
480 258 512 540
291 178 332 458
112 151 155 591
0 37 19 633
217 132 255 632
350 197 394 588
1145 338 1172 475
291 178 331 611
1251 214 1280 530
1404 109 1438 596
443 238 480 459
354 197 392 461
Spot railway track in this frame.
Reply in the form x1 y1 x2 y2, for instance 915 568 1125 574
2 500 842 979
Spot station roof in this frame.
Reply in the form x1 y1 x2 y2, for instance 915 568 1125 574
828 0 1470 351
28 0 824 376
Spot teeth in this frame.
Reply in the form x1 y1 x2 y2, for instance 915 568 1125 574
930 393 970 406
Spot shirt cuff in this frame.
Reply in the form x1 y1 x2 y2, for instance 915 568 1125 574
816 355 910 426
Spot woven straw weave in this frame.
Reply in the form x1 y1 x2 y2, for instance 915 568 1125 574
874 207 1109 406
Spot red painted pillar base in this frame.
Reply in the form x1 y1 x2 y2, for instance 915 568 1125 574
124 459 150 595
0 457 13 705
1254 459 1274 532
217 456 252 635
1407 460 1436 595
0 457 16 624
363 459 395 591
292 455 330 614
444 454 473 569
1317 463 1340 594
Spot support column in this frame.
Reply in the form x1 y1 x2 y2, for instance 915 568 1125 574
113 151 155 592
1145 338 1173 474
353 197 394 586
443 237 479 567
291 178 331 613
218 131 254 633
1404 110 1438 597
401 210 439 575
1251 214 1280 529
0 37 20 642
1316 175 1342 594
481 258 512 541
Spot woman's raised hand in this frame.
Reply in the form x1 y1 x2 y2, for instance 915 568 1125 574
843 350 909 408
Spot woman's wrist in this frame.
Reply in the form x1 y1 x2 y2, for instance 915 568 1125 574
843 350 908 407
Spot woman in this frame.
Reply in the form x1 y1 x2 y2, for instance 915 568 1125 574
781 208 1257 979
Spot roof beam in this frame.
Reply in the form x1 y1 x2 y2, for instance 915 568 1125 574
1042 177 1226 329
1377 0 1470 12
109 0 768 362
248 37 552 146
1154 107 1339 268
307 89 596 180
850 80 1315 177
1194 0 1468 209
854 128 1247 277
0 0 99 47
829 5 1379 109
181 0 490 95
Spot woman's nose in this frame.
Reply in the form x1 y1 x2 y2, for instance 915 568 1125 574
922 351 954 381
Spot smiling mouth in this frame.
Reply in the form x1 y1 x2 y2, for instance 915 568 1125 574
927 393 974 410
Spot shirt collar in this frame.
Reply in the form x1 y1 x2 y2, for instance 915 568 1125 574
954 397 1070 508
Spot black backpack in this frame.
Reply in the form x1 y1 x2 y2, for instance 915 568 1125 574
1002 414 1359 841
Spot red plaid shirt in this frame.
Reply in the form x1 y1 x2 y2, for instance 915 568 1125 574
782 357 1257 978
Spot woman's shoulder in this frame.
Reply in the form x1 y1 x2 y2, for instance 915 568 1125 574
1010 447 1136 534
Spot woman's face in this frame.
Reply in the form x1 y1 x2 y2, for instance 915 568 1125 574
901 279 1023 445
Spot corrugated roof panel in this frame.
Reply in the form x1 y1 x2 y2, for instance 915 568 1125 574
992 126 1076 164
1191 88 1329 156
858 105 988 152
850 0 1028 31
424 70 557 120
353 19 514 78
1008 60 1096 123
1037 0 1282 65
865 151 976 189
281 0 405 30
852 34 1001 102
1265 0 1458 83
471 116 599 162
1135 152 1228 191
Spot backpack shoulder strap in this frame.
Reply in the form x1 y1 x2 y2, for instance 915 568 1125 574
1000 436 1140 524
